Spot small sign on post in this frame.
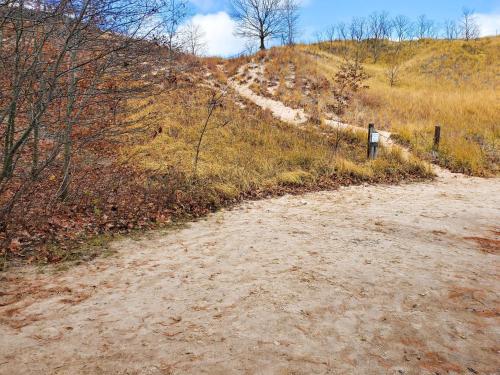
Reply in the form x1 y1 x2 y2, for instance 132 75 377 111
367 123 379 160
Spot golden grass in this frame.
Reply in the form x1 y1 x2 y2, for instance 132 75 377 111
300 37 499 176
121 84 431 204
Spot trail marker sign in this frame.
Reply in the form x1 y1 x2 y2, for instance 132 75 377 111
367 124 379 160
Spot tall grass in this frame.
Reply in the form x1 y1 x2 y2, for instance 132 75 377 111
122 85 431 205
302 37 499 176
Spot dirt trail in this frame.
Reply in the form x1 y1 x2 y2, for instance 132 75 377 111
229 62 403 160
228 63 308 125
1 61 499 374
1 173 499 374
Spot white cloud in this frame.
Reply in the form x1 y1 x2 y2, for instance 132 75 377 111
475 12 500 37
189 11 246 56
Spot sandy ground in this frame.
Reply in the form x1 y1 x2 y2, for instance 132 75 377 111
1 172 499 374
229 62 394 149
1 61 499 374
229 63 308 125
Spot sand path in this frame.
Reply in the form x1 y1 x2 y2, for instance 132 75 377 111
229 62 398 154
1 61 499 375
1 172 499 374
228 63 308 125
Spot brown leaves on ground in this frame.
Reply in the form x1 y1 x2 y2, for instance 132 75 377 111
464 231 500 254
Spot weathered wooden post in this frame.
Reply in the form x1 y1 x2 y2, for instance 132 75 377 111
433 125 441 151
367 123 379 160
367 123 375 158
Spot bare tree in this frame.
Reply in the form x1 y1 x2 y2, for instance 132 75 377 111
460 8 480 41
336 21 348 41
384 16 410 87
386 60 401 87
393 15 412 42
0 0 170 216
160 0 189 64
193 90 229 178
281 0 299 46
444 19 459 40
330 123 347 154
368 11 391 62
180 21 206 56
349 17 366 65
313 30 325 44
336 22 349 60
416 14 435 39
350 17 366 42
230 0 284 50
325 25 336 49
242 40 258 56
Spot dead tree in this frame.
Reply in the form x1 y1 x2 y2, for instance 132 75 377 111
281 0 299 46
367 11 391 63
193 91 229 178
181 21 206 56
460 8 480 41
416 14 436 40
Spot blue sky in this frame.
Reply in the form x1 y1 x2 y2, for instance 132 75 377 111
186 0 500 55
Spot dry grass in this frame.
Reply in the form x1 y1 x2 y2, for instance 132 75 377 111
259 47 335 117
302 37 499 176
122 83 431 205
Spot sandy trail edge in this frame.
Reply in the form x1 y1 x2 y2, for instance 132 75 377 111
229 62 413 164
1 62 499 374
228 63 308 125
1 173 499 374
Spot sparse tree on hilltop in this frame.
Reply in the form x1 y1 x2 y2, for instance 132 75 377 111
393 15 412 42
336 21 349 60
368 11 391 62
349 17 367 65
336 21 348 41
444 19 459 40
416 14 436 39
460 8 480 41
281 0 300 46
325 25 336 49
314 30 325 44
230 0 284 50
181 21 206 56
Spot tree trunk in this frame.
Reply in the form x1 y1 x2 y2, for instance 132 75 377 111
260 36 265 50
2 104 17 180
31 115 39 180
59 46 78 200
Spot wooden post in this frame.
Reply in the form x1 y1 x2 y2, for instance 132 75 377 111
367 123 375 159
433 125 441 151
367 124 379 160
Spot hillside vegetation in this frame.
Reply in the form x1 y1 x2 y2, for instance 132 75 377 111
1 50 432 267
253 37 499 176
123 79 430 209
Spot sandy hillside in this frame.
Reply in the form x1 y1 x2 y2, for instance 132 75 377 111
1 59 499 375
1 170 499 374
